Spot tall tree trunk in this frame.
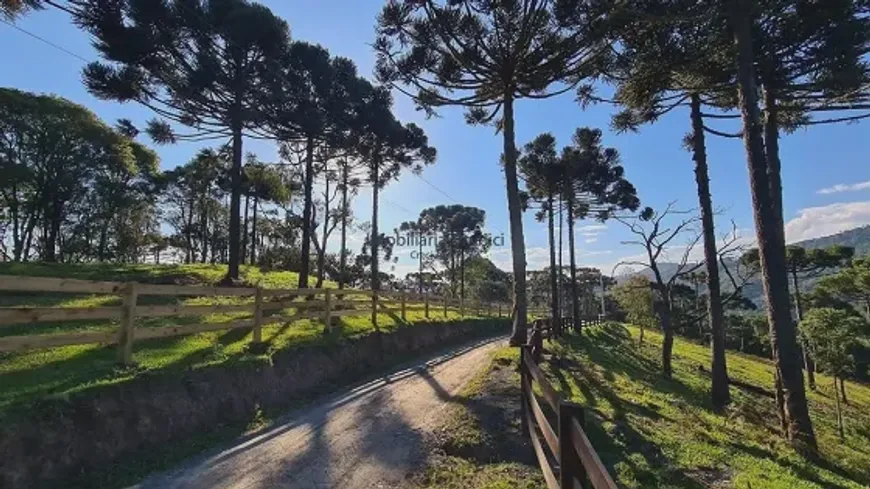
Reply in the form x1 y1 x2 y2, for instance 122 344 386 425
299 135 315 288
695 280 703 341
731 1 817 451
44 201 60 262
690 94 730 409
792 267 815 389
339 163 348 291
567 192 581 334
184 200 193 264
790 269 804 321
225 125 243 283
840 377 848 405
558 196 563 319
251 196 258 265
503 94 528 345
200 197 209 263
242 193 250 265
657 292 675 378
450 246 457 297
98 226 108 262
762 83 798 412
547 193 559 330
316 176 331 289
460 248 466 305
22 213 37 262
370 158 380 331
418 229 423 295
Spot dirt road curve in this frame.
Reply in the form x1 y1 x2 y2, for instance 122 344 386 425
130 336 507 489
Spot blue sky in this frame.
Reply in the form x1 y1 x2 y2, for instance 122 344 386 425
3 1 870 278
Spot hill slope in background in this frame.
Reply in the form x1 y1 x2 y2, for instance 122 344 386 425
616 224 870 306
796 225 870 255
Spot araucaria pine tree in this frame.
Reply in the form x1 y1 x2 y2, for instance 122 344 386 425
375 0 608 345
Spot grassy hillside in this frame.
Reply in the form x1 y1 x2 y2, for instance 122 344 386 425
543 324 870 489
0 263 485 413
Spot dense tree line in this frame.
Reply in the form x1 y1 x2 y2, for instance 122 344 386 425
0 84 437 297
0 88 159 263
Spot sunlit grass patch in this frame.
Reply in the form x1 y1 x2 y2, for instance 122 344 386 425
0 263 501 412
545 323 870 489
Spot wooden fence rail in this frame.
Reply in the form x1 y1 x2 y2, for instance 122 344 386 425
0 274 515 364
520 320 617 489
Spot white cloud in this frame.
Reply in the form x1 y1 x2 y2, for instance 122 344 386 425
485 246 612 272
585 237 598 244
817 181 870 195
785 201 870 242
577 224 607 232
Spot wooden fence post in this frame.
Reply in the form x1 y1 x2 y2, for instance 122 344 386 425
531 321 543 363
559 400 587 489
324 288 332 332
424 291 430 318
401 292 407 321
520 345 530 435
117 282 138 366
372 290 379 331
253 287 263 343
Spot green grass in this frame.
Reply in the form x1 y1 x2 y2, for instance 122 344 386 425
417 346 545 489
0 263 491 413
544 323 870 489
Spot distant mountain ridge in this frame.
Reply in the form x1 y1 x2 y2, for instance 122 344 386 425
615 225 870 305
791 225 870 256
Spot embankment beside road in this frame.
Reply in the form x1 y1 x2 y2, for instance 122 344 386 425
0 318 509 489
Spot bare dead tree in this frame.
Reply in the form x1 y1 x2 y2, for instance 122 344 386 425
614 203 704 378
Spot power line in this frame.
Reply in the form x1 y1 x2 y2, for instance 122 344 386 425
9 5 513 243
0 17 89 63
414 172 460 203
381 196 416 216
411 171 511 237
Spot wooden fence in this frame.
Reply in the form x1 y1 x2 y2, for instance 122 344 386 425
520 320 616 489
528 316 603 363
0 274 523 364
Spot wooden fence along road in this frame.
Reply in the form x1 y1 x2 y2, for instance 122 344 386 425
521 318 619 489
0 274 550 364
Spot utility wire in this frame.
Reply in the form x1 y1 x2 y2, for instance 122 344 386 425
15 5 514 245
0 17 88 62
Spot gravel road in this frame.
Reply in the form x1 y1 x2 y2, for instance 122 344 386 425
130 335 507 489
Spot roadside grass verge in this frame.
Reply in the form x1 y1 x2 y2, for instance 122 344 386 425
416 346 545 489
543 323 870 489
0 263 490 413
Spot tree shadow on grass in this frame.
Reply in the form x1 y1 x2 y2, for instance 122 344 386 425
564 324 711 412
554 325 710 489
417 360 538 467
0 344 119 413
568 324 870 489
133 339 508 489
726 440 868 489
571 371 705 488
